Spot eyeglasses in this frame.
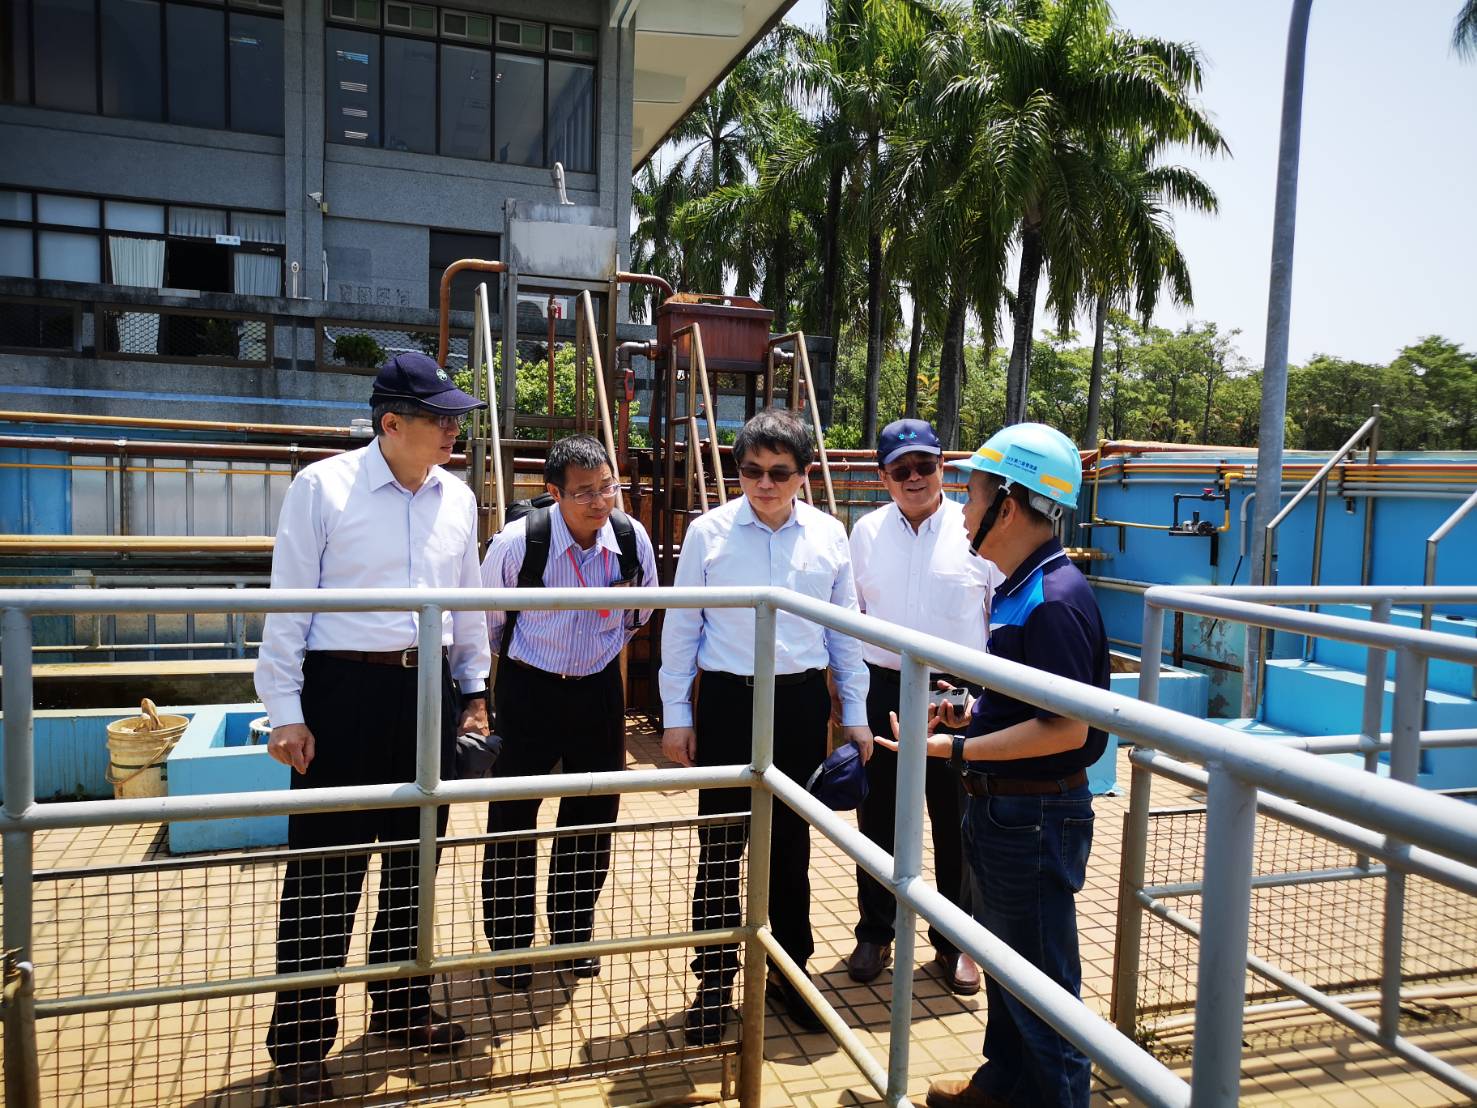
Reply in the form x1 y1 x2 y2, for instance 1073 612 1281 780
412 413 466 432
884 459 939 482
738 463 802 483
563 482 620 506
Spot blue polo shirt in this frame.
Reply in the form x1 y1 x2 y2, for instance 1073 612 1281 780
966 536 1110 779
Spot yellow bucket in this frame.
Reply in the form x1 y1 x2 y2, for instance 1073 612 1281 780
105 699 189 800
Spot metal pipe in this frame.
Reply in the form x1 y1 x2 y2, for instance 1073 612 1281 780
1188 770 1257 1106
1144 863 1384 900
0 408 358 439
615 270 674 300
756 930 893 1101
1358 598 1393 871
1381 648 1425 1039
0 432 349 464
740 602 777 1108
1422 485 1477 632
579 290 625 512
1 608 39 1106
1127 748 1477 898
475 282 508 533
1360 404 1380 585
436 258 505 368
1145 982 1477 1035
762 767 1191 1108
1144 897 1477 1102
887 651 929 1105
415 607 442 967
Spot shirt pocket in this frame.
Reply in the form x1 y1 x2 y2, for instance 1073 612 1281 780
929 571 984 620
786 563 835 600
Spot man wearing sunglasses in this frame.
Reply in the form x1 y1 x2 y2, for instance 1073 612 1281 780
845 418 1002 996
660 408 872 1044
255 352 492 1103
480 434 657 988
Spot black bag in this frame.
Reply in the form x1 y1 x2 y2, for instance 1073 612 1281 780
454 729 504 778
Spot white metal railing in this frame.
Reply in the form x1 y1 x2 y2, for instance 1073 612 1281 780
1123 584 1477 1103
1 585 1476 1105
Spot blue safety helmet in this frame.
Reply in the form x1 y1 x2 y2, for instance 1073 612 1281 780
949 423 1083 519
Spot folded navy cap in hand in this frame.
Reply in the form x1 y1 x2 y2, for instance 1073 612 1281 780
806 741 870 812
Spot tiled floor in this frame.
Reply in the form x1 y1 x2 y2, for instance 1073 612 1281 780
11 725 1477 1106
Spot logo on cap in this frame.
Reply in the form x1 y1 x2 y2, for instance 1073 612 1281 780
435 368 449 382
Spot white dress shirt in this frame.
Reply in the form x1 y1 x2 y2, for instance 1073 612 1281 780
254 438 492 728
482 505 659 676
659 496 870 729
849 496 1003 671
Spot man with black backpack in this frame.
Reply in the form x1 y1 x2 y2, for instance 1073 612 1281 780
479 435 657 987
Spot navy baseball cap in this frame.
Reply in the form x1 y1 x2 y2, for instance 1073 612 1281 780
877 418 942 468
805 741 869 812
371 352 487 416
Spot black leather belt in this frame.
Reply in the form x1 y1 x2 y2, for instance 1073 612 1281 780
312 648 445 668
703 668 824 688
961 768 1089 797
506 655 616 682
867 662 961 686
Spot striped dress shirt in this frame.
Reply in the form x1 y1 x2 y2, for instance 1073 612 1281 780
482 506 659 677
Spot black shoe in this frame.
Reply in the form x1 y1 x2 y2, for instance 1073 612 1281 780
683 984 734 1046
561 956 601 979
367 1010 468 1054
492 963 533 990
768 969 825 1033
274 1061 333 1105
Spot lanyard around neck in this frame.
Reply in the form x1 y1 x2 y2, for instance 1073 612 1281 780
566 545 612 618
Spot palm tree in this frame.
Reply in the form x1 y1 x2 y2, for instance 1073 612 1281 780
935 0 1225 425
629 161 691 320
1078 135 1218 446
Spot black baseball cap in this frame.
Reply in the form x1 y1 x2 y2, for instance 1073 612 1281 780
877 418 942 468
370 352 487 416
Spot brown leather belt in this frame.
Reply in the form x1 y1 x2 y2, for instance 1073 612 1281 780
961 768 1088 797
312 648 445 668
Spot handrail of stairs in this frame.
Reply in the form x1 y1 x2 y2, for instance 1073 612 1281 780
1423 486 1477 700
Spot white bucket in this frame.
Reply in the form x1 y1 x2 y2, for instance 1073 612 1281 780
105 699 188 800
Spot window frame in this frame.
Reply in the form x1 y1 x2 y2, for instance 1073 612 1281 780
324 3 598 173
0 184 286 295
2 0 282 136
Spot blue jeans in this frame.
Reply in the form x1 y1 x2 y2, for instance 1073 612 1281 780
962 785 1094 1108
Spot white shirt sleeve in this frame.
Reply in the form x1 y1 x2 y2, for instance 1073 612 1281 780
825 527 870 728
253 472 324 729
449 494 490 694
658 522 708 728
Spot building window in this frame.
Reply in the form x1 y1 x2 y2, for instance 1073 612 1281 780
326 3 597 172
1 0 283 137
429 229 499 313
0 186 286 296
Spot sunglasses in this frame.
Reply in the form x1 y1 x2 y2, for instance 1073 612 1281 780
738 463 802 483
884 459 940 482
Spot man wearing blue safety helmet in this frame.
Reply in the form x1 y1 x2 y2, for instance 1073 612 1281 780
877 422 1109 1108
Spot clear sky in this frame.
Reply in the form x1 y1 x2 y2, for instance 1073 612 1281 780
782 0 1477 367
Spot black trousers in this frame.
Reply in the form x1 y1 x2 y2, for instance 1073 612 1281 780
690 668 830 987
855 662 975 957
482 657 625 952
266 653 456 1068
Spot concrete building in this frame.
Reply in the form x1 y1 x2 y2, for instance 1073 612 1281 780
0 0 796 424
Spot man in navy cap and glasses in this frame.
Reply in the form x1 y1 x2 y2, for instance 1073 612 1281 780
845 418 1001 994
255 352 493 1103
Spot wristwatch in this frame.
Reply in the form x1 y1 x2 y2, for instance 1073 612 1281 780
949 734 968 775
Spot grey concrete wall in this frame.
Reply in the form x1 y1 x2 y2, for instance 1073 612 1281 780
322 217 429 308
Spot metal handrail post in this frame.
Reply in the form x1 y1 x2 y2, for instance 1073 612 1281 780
414 605 442 966
1380 647 1425 1041
1422 486 1477 632
579 290 626 512
886 652 930 1105
1188 768 1257 1105
1359 404 1380 585
1 607 41 1107
476 283 507 533
739 602 777 1107
1111 601 1163 1033
1302 472 1330 659
1356 597 1392 870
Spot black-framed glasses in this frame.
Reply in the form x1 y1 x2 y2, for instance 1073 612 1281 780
738 463 801 483
564 482 620 506
884 459 940 482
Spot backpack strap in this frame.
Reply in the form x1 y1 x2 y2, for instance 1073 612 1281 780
608 509 642 586
498 505 553 662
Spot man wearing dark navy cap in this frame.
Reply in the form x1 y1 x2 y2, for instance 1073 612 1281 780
255 351 493 1103
846 418 1001 993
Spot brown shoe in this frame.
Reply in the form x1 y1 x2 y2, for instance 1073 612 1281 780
367 1010 468 1054
924 1077 1009 1108
846 940 892 983
934 951 981 996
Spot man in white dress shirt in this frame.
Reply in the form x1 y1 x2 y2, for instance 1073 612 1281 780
846 419 1002 995
660 407 873 1044
255 352 492 1103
